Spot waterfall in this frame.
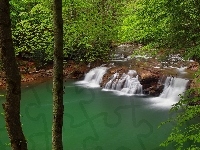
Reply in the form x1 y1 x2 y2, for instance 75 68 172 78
76 66 189 106
159 77 188 100
76 67 107 87
104 73 119 89
149 77 189 108
103 70 143 95
77 67 142 95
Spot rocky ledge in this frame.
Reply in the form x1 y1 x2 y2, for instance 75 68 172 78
99 59 199 96
100 66 164 96
0 55 199 98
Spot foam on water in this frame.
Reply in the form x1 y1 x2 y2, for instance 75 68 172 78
148 77 189 108
103 70 143 96
75 67 107 88
76 67 189 108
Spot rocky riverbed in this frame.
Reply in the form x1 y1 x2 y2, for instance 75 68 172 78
100 44 199 96
0 44 199 96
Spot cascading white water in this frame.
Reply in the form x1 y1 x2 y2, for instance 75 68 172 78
104 73 119 89
77 67 142 95
149 77 189 108
76 66 188 104
160 77 188 100
103 70 143 95
76 67 107 87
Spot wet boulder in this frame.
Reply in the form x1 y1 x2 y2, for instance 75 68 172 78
137 68 164 96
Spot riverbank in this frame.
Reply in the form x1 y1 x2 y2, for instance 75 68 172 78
0 60 91 89
0 56 199 93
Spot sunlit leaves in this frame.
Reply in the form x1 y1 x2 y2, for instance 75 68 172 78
63 0 124 62
11 0 53 68
11 0 125 63
120 0 200 61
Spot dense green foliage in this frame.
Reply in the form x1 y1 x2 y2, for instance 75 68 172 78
120 0 200 61
11 0 53 69
10 0 125 64
63 0 121 62
9 0 200 61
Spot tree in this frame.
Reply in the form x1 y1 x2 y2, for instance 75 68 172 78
62 0 125 62
10 0 126 63
120 0 200 61
0 0 27 150
11 0 54 68
52 0 64 149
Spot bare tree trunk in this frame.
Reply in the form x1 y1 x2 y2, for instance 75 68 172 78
0 0 27 150
52 0 64 150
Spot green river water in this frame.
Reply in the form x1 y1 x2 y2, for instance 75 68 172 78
0 80 175 150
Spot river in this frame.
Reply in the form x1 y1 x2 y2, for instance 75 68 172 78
0 68 189 149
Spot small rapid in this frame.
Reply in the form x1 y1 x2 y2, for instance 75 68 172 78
148 77 189 108
76 66 189 108
103 70 143 96
76 67 143 95
75 67 107 87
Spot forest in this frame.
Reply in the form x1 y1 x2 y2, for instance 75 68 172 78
0 0 200 149
9 0 200 63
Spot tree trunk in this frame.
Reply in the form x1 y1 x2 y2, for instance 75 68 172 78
52 0 64 150
0 0 27 150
